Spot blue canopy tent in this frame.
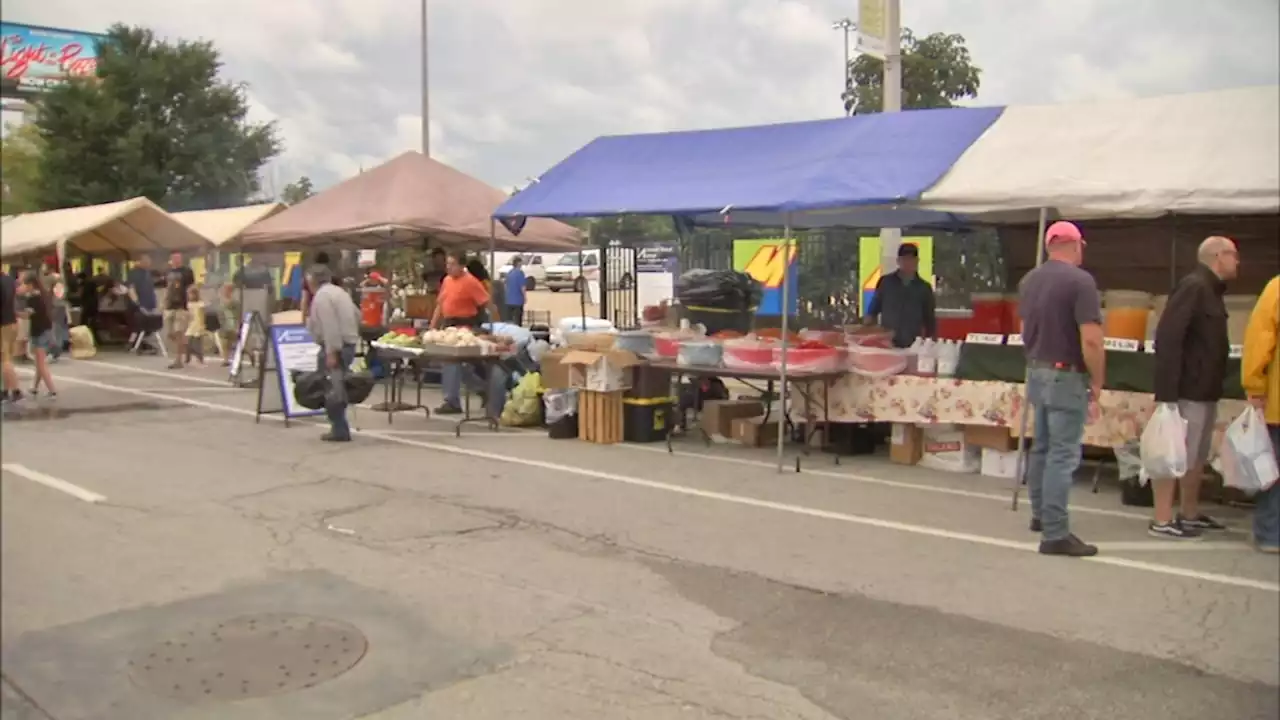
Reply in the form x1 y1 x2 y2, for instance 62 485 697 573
493 105 1005 471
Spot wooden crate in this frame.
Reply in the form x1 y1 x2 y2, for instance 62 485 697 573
578 390 624 444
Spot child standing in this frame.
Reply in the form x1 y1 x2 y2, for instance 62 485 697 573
184 285 207 366
218 283 240 367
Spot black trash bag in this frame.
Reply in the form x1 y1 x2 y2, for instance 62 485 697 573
344 372 376 405
675 269 761 311
293 370 329 411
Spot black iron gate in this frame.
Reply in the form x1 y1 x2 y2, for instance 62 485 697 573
598 245 639 330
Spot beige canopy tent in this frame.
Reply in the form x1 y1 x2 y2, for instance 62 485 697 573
172 202 286 246
235 151 583 252
0 197 214 261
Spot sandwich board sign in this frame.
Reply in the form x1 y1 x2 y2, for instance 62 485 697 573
229 311 268 387
255 323 325 425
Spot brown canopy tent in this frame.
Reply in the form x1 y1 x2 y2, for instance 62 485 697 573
235 151 583 252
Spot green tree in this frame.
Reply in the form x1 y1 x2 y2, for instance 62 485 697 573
843 29 981 115
1 122 44 214
281 175 315 205
30 24 280 211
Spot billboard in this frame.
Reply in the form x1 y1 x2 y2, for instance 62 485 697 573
1 22 105 95
734 238 798 316
859 236 934 314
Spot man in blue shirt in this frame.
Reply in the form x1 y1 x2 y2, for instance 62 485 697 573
503 256 527 326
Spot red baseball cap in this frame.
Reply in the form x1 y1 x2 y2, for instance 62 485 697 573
1044 221 1084 247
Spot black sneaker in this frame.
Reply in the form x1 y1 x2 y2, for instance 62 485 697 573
1148 521 1202 540
1029 518 1042 533
434 403 462 416
320 432 351 443
1177 513 1226 531
1039 534 1098 557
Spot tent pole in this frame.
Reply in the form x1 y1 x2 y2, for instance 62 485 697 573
776 214 793 473
488 218 496 312
1011 207 1050 510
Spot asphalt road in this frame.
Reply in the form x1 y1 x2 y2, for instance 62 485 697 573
2 354 1278 719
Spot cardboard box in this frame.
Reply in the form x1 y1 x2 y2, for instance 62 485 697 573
539 348 574 390
963 424 1018 451
889 423 923 465
701 399 765 439
561 349 644 392
919 425 980 473
980 447 1020 479
627 363 673 399
732 416 779 448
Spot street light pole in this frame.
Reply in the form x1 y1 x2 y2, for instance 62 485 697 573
832 18 856 116
420 0 430 156
878 0 904 275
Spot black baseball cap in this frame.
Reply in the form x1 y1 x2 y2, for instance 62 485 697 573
897 244 919 258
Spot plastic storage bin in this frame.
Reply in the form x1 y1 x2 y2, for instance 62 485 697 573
722 339 775 371
771 346 845 373
677 341 724 367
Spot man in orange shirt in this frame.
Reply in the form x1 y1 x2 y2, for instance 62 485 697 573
431 251 498 414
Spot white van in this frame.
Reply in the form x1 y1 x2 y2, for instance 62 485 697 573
544 249 635 293
496 253 546 291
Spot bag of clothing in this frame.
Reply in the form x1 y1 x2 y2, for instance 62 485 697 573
1139 404 1188 483
675 270 761 311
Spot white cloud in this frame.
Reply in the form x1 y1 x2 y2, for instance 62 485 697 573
3 0 1277 195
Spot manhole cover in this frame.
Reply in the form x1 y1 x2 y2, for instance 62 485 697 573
128 613 368 702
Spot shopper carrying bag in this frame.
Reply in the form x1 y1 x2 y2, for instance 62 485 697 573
1140 404 1188 482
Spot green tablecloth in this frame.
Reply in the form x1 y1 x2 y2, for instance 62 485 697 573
955 344 1245 400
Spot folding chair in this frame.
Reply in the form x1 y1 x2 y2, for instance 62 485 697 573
132 312 167 358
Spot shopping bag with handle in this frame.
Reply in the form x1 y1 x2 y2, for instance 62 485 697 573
1140 404 1188 483
1223 407 1279 492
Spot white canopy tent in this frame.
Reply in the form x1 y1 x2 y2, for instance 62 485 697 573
171 203 286 246
919 85 1280 220
0 197 214 260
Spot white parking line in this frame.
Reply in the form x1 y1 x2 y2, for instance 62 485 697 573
2 463 107 503
38 367 1280 594
68 359 1152 521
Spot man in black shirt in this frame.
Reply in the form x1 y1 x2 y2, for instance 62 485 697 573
421 248 447 291
864 244 937 348
0 270 20 402
163 252 196 369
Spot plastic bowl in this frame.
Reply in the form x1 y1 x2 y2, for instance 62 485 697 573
771 346 845 373
848 345 909 377
723 340 774 370
654 335 682 358
799 329 845 347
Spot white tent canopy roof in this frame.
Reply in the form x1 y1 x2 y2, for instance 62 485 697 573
0 197 214 260
172 203 285 246
919 85 1280 219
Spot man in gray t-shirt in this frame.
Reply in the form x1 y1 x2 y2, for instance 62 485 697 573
1016 221 1105 558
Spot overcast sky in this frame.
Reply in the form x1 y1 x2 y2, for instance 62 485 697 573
4 0 1278 196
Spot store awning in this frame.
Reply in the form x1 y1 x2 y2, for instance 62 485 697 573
0 197 214 260
172 203 286 246
919 85 1280 219
493 106 1005 229
237 151 584 252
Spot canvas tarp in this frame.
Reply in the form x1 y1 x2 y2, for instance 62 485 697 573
0 197 213 260
172 202 285 246
236 151 583 251
919 86 1280 219
493 106 1004 229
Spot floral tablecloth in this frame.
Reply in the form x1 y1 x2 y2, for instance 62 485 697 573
792 374 1247 448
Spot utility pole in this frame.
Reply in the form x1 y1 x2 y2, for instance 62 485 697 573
832 18 856 116
420 0 430 156
878 0 904 275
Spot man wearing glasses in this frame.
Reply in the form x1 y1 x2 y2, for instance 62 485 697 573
1150 236 1240 539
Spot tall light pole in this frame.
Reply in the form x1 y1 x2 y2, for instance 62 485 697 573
420 0 430 156
832 18 856 116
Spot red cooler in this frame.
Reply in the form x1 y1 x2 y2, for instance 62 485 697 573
970 293 1007 334
361 286 387 327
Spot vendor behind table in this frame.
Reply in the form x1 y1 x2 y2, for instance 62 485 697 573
431 251 500 415
863 243 936 348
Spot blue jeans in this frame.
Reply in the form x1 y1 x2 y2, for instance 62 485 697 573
442 361 508 418
1254 425 1280 548
318 344 356 439
1026 368 1089 541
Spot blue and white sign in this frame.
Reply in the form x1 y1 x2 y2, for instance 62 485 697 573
268 324 324 418
637 244 678 274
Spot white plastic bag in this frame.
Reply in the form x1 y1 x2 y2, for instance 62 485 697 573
1139 404 1188 482
1222 407 1279 492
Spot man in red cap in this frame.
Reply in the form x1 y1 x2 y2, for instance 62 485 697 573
1017 220 1105 557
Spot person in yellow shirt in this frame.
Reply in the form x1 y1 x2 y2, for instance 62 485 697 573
1241 274 1279 553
